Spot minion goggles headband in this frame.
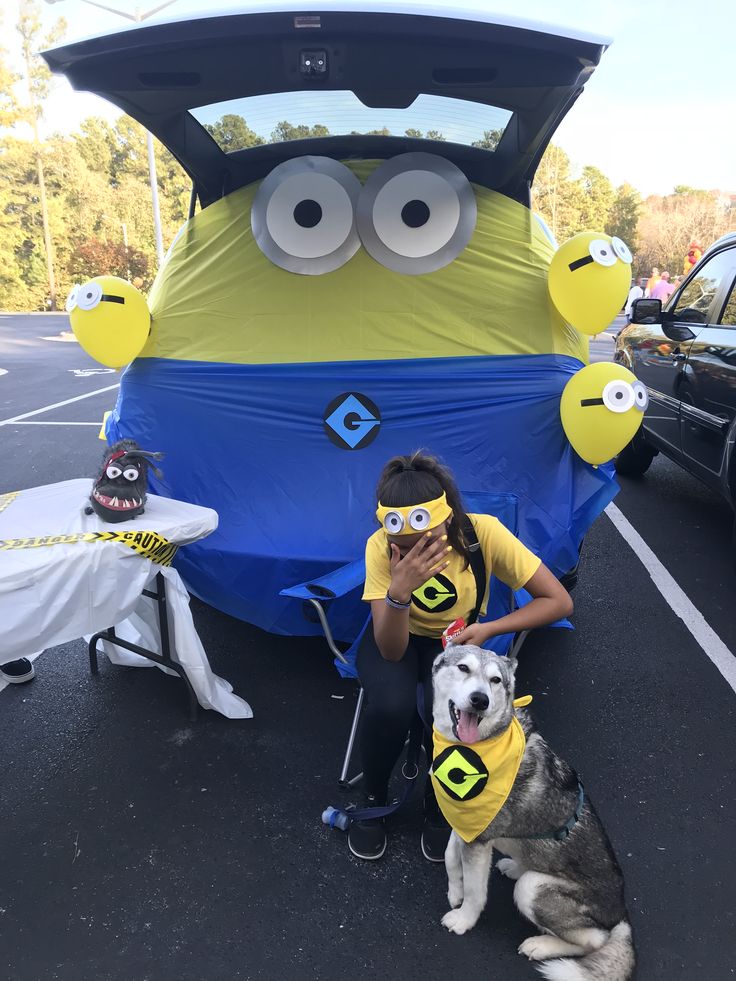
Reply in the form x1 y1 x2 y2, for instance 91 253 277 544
377 493 452 536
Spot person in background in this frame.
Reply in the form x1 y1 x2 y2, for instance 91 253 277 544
624 277 646 323
645 267 661 297
650 271 675 303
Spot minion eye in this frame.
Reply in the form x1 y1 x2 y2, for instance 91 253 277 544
251 157 361 275
123 467 139 481
76 281 103 311
611 237 632 264
357 153 476 275
588 240 617 268
632 381 649 411
65 285 80 313
408 506 431 531
106 464 122 479
384 511 405 534
601 380 635 413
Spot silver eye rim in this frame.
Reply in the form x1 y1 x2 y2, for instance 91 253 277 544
611 237 632 264
123 467 139 482
588 239 617 268
106 465 122 479
632 381 649 411
65 285 80 313
76 281 103 311
383 511 405 534
408 506 432 531
602 380 635 413
357 152 477 275
251 156 362 275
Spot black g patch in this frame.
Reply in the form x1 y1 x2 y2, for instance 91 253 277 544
433 745 488 801
412 573 457 613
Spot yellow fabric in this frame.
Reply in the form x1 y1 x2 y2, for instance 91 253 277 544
376 493 452 535
144 160 588 365
431 707 528 843
362 513 541 638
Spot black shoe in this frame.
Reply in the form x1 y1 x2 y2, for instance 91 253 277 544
347 795 387 861
0 658 35 684
421 798 450 863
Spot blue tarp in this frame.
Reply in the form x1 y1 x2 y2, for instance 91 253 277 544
106 352 617 640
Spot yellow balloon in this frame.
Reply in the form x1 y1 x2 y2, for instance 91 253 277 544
561 362 646 465
548 232 631 335
67 276 150 368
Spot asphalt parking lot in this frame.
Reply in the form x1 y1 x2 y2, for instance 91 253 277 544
1 313 735 981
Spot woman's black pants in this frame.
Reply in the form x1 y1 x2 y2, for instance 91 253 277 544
355 628 442 803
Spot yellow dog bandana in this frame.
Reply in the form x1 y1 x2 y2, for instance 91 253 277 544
431 696 533 843
376 492 452 536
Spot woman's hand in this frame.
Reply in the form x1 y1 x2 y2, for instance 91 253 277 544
450 621 491 646
388 532 452 603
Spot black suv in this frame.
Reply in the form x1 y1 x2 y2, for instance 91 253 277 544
614 233 736 548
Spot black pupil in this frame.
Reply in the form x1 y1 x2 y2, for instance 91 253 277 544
293 199 322 228
615 391 624 400
401 199 430 228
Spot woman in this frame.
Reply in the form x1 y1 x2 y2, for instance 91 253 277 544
350 451 573 861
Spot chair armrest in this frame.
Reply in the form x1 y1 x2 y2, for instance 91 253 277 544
279 557 366 602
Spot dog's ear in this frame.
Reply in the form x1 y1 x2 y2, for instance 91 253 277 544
503 652 518 677
432 652 446 674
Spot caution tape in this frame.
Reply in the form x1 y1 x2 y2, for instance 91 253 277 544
0 529 178 566
0 491 19 514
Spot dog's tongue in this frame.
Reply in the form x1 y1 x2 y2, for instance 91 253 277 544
458 710 480 744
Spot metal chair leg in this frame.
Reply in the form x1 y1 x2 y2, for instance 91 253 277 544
338 686 364 789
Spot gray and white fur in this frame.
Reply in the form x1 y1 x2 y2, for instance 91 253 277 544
432 645 635 981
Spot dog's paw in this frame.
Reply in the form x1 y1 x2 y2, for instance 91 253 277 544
447 883 463 908
441 907 478 935
518 936 561 961
497 858 523 880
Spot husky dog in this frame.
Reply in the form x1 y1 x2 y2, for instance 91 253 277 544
432 645 634 981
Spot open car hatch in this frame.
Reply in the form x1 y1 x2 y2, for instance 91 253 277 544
42 3 609 208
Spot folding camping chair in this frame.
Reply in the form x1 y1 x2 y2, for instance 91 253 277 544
280 490 566 789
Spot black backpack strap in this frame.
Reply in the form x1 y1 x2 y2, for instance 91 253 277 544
461 513 487 625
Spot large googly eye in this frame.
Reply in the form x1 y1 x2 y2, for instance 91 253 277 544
123 467 139 481
407 506 432 531
251 157 362 275
383 511 405 534
106 464 122 479
65 285 80 313
601 380 635 413
632 381 649 411
76 281 103 311
588 239 617 268
611 237 632 264
357 153 476 275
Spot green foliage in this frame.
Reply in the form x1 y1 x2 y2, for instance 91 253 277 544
272 121 330 141
471 129 503 150
204 114 264 151
606 184 642 254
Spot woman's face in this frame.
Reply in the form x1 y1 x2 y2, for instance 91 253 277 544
386 518 451 558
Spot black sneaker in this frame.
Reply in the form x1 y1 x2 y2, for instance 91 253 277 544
421 799 450 863
0 658 35 684
347 795 387 861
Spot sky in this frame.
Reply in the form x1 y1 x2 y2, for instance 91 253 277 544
6 0 736 197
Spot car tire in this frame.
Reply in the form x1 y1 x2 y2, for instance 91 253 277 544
615 432 656 477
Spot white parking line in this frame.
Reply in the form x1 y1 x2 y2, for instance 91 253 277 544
0 384 119 427
605 501 736 693
11 421 100 426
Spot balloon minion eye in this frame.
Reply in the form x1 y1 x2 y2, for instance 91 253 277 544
65 285 80 313
632 381 649 411
76 282 103 311
601 380 636 413
611 237 633 264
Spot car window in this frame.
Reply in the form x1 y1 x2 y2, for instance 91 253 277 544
671 248 736 324
718 278 736 327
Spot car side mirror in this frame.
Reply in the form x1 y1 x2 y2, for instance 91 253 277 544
630 297 661 323
662 321 696 342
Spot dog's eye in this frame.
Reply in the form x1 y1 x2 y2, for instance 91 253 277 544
457 664 469 673
489 677 502 684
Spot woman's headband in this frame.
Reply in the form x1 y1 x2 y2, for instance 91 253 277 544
376 492 452 536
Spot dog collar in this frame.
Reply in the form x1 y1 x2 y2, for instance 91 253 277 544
376 492 452 536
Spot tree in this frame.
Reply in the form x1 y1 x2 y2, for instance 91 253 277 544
531 143 585 242
606 183 642 255
204 114 264 151
16 0 65 309
271 121 330 142
576 165 614 232
472 129 503 151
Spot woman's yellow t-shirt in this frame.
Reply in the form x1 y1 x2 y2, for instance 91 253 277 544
362 514 541 638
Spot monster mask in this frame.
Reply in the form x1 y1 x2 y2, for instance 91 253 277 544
87 439 163 523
